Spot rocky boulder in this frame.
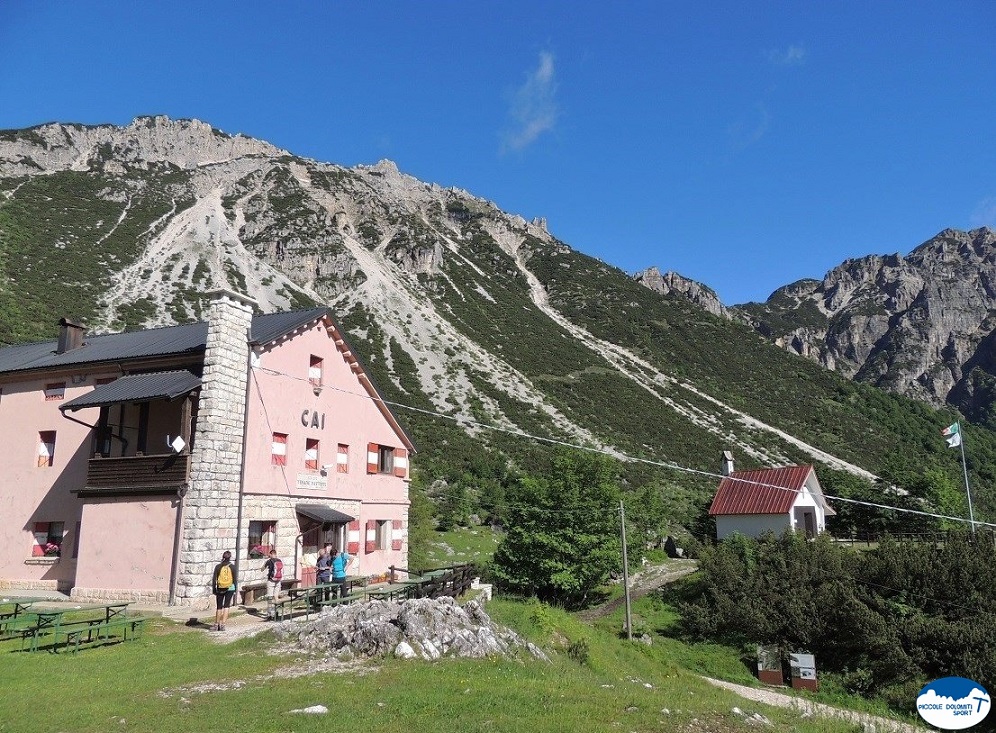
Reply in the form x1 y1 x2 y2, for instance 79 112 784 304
273 597 548 662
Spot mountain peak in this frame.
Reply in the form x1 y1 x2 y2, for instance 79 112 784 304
0 115 286 176
634 267 728 318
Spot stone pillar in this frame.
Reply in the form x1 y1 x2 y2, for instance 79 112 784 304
174 289 257 606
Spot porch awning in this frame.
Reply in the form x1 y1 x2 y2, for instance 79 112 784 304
60 371 202 412
296 504 355 525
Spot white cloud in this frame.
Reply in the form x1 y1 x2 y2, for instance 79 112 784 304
502 51 558 152
970 196 996 228
765 44 806 66
727 102 770 149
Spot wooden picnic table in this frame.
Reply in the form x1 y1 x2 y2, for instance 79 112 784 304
276 583 340 621
0 598 48 637
19 602 133 653
0 597 48 614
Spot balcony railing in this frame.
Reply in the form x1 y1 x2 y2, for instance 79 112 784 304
83 453 190 493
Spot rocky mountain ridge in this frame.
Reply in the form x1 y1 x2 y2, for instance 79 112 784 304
633 267 728 318
0 115 285 175
731 227 996 418
3 116 991 521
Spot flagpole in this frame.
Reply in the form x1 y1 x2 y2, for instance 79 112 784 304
957 421 976 535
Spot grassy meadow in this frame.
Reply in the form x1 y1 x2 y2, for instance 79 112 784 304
423 526 502 567
0 595 913 733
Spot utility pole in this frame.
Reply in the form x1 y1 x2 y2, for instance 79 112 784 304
619 500 632 641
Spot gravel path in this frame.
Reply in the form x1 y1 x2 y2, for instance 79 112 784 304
577 559 698 621
702 677 926 732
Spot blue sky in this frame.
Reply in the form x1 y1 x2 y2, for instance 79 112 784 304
1 2 994 304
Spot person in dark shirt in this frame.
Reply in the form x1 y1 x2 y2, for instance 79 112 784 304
262 549 283 620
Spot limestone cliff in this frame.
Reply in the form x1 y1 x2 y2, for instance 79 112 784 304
735 227 996 416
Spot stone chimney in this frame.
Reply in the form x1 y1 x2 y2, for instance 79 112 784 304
721 450 735 476
56 317 85 354
174 289 257 607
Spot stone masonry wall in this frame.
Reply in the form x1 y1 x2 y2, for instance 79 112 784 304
174 291 256 607
71 587 171 604
239 495 361 588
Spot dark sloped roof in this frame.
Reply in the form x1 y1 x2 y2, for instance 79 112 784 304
60 370 202 412
708 465 814 516
0 322 208 374
0 307 331 376
250 307 329 346
296 504 355 524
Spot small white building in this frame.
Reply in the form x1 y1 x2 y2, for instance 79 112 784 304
708 453 834 540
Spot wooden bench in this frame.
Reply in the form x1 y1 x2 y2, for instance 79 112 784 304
240 578 299 605
60 616 151 653
15 602 134 653
314 593 362 610
272 583 340 621
366 583 416 602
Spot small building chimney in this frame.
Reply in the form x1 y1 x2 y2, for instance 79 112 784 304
721 450 735 476
56 318 86 354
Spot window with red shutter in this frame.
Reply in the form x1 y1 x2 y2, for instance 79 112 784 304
32 522 63 557
393 448 408 478
347 520 361 554
248 520 277 557
271 433 288 466
365 519 377 553
305 438 319 470
309 355 323 386
37 431 56 467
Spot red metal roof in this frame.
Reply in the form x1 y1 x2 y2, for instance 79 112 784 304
708 465 814 516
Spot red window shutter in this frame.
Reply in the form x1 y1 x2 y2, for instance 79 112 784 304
393 448 408 478
365 519 376 553
391 519 403 551
337 443 349 473
366 443 378 474
305 438 319 470
271 433 287 466
347 520 361 554
32 522 49 557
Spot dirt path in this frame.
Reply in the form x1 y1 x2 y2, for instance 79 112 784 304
702 677 926 732
577 559 698 622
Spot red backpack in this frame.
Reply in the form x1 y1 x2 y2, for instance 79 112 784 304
271 558 283 582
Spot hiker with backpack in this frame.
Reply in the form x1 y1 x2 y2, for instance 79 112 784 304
211 550 238 631
262 548 284 620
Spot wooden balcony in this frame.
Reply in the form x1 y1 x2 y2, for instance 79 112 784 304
79 453 190 497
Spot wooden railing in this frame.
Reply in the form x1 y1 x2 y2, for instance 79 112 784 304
387 563 477 600
85 453 190 490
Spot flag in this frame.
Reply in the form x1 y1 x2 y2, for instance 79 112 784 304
941 422 962 448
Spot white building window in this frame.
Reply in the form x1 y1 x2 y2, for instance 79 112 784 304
38 431 56 467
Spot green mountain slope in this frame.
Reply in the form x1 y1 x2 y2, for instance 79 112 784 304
1 117 992 528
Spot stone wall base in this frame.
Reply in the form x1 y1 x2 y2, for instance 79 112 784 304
0 579 67 592
71 587 171 604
